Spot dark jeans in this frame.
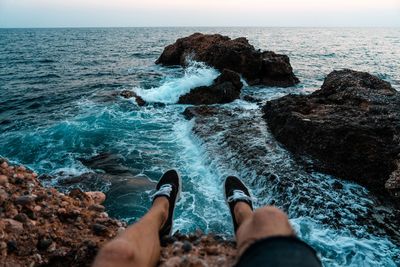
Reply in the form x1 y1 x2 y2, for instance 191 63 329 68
236 236 322 267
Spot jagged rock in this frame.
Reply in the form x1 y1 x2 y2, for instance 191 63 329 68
120 90 146 106
263 69 400 202
157 33 299 87
386 160 400 198
0 158 124 266
178 69 243 105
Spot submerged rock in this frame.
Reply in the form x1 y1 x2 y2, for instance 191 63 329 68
156 33 299 87
178 69 243 105
120 90 146 106
263 69 400 203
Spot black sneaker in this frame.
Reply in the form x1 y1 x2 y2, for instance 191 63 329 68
224 176 254 233
152 169 182 238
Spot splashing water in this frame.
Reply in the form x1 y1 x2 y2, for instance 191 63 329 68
134 61 219 103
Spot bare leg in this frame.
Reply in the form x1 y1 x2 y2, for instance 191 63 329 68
92 197 169 267
234 203 295 255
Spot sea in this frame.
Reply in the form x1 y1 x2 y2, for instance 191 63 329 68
0 27 399 266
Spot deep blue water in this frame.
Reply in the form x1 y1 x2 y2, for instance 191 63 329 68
0 27 399 266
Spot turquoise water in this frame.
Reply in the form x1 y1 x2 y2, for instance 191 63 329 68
0 28 399 266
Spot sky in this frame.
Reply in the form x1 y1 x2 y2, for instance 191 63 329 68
0 0 399 27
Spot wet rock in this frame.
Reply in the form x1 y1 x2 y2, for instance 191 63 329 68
157 33 299 87
242 95 261 103
183 106 220 120
120 90 146 106
178 69 243 105
263 69 400 202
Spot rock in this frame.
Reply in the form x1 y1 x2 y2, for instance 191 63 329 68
183 106 219 120
7 240 17 253
182 241 192 253
161 256 182 267
14 195 36 206
4 219 24 232
92 223 108 236
88 204 106 212
120 90 146 106
13 213 29 223
263 69 400 202
178 69 243 105
157 33 299 87
386 160 400 198
242 95 261 103
0 174 8 185
37 237 53 251
1 161 9 169
86 191 106 205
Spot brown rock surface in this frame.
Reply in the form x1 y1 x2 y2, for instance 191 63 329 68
159 232 236 267
0 158 125 267
156 33 299 87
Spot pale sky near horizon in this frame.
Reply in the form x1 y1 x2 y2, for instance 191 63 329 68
0 0 399 27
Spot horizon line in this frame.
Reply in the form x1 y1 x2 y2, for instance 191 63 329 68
1 25 400 29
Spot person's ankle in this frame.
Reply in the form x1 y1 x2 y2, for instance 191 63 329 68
153 197 169 227
234 201 252 226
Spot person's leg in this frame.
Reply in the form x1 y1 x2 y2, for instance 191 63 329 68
93 170 181 267
234 203 294 255
92 197 169 267
224 176 321 267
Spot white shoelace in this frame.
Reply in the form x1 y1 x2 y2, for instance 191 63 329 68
227 190 252 203
152 184 173 200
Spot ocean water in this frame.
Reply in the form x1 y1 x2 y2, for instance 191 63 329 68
0 27 399 266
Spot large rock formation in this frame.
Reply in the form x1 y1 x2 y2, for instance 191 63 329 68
263 69 400 201
157 33 299 87
178 69 243 105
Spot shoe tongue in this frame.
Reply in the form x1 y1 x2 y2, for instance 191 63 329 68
153 184 173 199
228 189 250 203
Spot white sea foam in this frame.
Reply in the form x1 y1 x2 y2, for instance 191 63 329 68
170 119 231 233
134 61 219 104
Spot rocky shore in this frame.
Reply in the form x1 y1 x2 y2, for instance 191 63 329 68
0 158 238 267
0 158 125 266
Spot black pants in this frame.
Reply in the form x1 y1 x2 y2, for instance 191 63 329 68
236 236 322 267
